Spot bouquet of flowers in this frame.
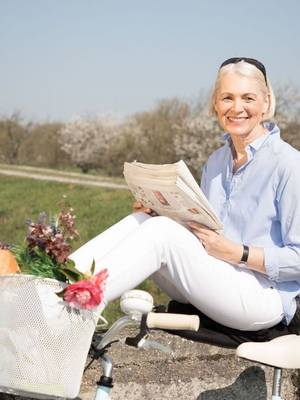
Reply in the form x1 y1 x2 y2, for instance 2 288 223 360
0 207 108 310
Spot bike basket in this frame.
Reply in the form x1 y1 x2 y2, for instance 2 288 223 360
0 274 99 399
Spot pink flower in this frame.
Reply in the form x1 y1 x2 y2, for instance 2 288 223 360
91 268 109 286
63 268 108 310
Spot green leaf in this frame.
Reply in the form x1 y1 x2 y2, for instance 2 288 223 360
11 244 67 281
59 261 85 283
90 259 96 275
56 289 65 299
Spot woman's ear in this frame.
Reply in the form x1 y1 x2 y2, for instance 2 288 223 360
263 93 271 114
213 98 218 115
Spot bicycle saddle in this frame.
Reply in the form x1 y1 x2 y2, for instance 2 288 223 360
236 334 300 369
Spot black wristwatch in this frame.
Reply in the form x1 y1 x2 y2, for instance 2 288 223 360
241 245 249 263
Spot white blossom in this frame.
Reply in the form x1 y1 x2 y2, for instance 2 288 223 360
59 114 124 171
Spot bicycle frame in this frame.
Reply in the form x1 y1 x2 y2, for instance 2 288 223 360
93 314 141 400
91 306 199 400
271 368 282 400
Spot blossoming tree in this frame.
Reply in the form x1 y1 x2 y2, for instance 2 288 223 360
59 114 122 173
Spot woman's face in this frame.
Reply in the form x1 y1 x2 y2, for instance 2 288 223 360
214 72 269 139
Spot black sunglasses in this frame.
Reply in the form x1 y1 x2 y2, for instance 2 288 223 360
220 57 267 84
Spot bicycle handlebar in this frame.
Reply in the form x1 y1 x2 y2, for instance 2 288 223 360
146 312 200 331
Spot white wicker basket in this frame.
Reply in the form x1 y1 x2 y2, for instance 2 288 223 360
0 274 99 399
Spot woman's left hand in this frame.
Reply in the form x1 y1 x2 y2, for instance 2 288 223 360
187 221 242 263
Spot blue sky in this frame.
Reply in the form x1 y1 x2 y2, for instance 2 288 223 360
1 0 300 121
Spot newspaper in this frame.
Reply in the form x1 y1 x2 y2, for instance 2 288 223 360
123 160 223 230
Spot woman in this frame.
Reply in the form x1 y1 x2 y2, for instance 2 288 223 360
70 57 300 331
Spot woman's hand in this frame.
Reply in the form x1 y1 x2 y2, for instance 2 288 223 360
187 221 243 263
132 201 158 216
187 221 266 273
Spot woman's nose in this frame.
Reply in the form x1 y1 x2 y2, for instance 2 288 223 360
231 99 244 112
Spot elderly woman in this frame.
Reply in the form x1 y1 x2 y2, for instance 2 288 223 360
70 57 300 331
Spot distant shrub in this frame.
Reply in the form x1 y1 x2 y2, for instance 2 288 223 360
174 103 222 179
18 122 69 168
103 98 190 175
59 115 123 173
0 113 27 164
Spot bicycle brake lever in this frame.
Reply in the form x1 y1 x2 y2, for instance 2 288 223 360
125 313 149 347
138 338 173 354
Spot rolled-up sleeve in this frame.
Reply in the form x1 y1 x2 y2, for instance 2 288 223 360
264 158 300 282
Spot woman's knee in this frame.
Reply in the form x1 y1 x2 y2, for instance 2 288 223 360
140 216 192 243
141 216 179 234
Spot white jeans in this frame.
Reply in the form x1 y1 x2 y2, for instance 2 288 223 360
69 213 284 331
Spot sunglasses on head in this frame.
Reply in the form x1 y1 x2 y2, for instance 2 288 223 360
220 57 267 84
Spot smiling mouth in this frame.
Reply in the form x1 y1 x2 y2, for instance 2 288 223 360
227 116 248 122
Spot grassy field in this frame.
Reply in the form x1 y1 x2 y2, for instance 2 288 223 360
0 175 168 324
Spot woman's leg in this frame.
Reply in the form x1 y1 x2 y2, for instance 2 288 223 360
69 212 151 273
95 216 283 331
151 264 189 304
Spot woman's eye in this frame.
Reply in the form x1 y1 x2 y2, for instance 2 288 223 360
245 97 255 102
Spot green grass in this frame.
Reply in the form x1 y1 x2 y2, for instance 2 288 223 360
0 175 169 325
0 176 129 245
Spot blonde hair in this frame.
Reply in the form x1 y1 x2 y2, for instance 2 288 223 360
208 60 276 121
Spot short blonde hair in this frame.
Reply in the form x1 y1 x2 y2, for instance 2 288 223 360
208 60 276 121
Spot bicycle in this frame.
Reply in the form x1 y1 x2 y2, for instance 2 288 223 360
87 289 200 400
92 291 300 400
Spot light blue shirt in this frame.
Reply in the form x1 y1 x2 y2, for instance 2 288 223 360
201 123 300 325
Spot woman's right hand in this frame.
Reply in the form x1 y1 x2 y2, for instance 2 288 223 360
132 201 157 216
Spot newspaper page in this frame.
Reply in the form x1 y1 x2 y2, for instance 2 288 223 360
123 160 223 231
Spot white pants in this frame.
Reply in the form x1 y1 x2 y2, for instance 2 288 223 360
70 213 284 331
